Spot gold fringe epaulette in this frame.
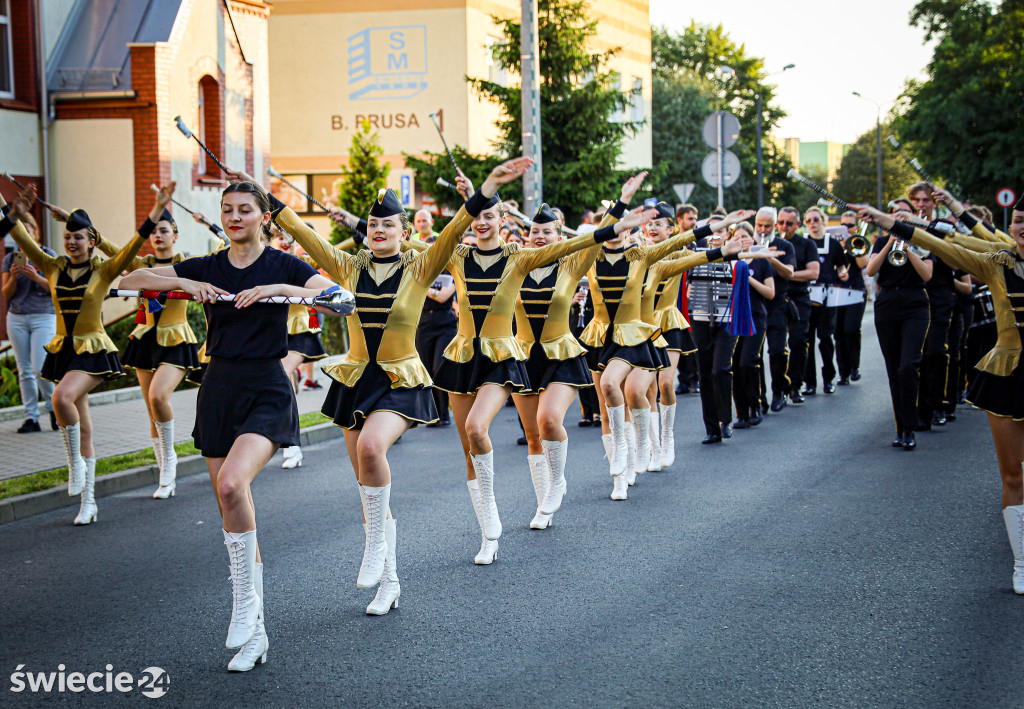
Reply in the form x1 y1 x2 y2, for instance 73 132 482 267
400 249 417 266
454 244 473 257
624 245 645 262
351 250 373 270
501 242 522 257
54 255 103 272
987 250 1018 269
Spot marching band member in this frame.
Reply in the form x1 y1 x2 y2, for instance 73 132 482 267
777 207 820 404
119 178 333 671
731 222 776 428
511 202 618 528
864 206 934 450
803 206 849 395
857 195 1024 594
440 170 652 555
92 210 201 498
3 186 163 524
753 208 796 411
835 211 869 386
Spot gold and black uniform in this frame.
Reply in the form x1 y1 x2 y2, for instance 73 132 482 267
288 256 328 362
432 200 624 395
891 219 1024 420
582 223 711 371
641 248 707 356
271 189 478 429
3 211 151 382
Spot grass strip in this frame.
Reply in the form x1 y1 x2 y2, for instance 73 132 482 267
0 411 330 501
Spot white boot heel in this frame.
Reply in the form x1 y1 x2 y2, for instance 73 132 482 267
281 446 303 469
73 457 97 525
367 518 401 615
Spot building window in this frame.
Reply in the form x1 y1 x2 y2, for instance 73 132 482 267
197 75 222 178
630 77 644 123
486 37 507 87
0 0 14 99
609 73 622 123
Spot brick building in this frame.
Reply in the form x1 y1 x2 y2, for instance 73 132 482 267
0 0 271 338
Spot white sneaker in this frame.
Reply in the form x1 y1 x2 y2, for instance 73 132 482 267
281 446 303 469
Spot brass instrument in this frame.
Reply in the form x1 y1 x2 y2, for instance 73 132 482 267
888 238 908 267
846 222 870 258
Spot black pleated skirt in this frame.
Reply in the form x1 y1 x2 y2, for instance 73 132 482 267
185 364 207 386
193 357 300 457
518 346 594 395
122 328 201 372
287 331 328 361
585 330 665 372
322 362 437 430
432 339 531 395
966 364 1024 421
662 327 697 354
41 340 125 383
653 344 671 370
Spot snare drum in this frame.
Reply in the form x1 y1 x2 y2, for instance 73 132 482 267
970 285 996 329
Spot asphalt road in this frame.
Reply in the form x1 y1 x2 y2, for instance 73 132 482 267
2 324 1022 708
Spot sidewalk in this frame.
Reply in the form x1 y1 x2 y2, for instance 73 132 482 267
0 370 335 483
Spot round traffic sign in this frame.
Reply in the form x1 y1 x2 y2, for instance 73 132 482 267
996 188 1016 208
702 111 740 149
701 150 742 188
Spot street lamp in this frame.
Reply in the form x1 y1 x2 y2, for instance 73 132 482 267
719 63 795 206
852 91 883 211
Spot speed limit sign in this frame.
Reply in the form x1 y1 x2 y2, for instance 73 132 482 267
996 188 1016 208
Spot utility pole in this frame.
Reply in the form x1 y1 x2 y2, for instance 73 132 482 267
520 0 543 214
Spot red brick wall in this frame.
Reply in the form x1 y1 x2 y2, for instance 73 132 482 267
0 0 39 112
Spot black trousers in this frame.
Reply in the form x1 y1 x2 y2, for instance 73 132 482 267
835 300 866 379
953 300 974 403
944 304 965 413
733 330 766 420
786 293 812 392
874 287 930 433
918 293 954 424
804 304 837 389
417 317 457 422
765 300 790 397
677 351 699 389
691 319 737 435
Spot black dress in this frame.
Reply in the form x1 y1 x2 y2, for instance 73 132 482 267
173 248 317 457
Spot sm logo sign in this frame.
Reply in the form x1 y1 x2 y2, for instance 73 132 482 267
347 26 428 100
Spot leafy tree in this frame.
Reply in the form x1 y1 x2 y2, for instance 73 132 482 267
331 119 391 243
406 0 640 223
650 24 801 212
832 122 918 209
405 147 504 219
894 0 1024 204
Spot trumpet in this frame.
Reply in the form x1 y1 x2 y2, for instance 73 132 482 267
846 223 870 258
888 238 908 266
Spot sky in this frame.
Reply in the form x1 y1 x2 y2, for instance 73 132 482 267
649 0 936 145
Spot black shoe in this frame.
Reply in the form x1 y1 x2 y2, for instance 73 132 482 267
675 383 689 395
692 382 701 394
790 390 805 405
892 431 904 447
578 418 593 427
850 369 861 382
837 376 850 386
701 433 722 444
823 381 835 394
945 410 957 422
426 421 441 428
902 431 917 450
802 386 816 396
749 412 763 426
16 418 41 433
721 423 733 439
733 418 751 430
932 412 946 426
517 435 528 445
761 402 770 416
914 422 932 432
770 395 786 412
49 411 58 431
957 391 966 405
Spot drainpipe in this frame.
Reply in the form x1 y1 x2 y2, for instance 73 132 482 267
34 0 51 247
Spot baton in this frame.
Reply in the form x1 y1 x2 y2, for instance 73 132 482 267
108 288 356 316
174 115 231 176
2 172 61 214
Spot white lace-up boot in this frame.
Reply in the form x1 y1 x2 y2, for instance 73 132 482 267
660 403 677 468
367 518 401 614
223 529 261 648
648 406 662 472
606 405 628 478
539 439 568 515
467 480 498 564
281 446 303 469
1003 504 1024 594
528 454 552 529
630 407 651 477
624 420 637 486
73 457 98 525
356 484 391 588
151 436 162 474
153 420 177 498
228 561 268 671
471 452 501 540
61 422 86 496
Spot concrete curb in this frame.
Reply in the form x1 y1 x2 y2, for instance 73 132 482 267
0 422 344 526
0 385 146 423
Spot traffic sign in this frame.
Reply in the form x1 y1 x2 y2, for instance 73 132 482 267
673 183 695 204
702 111 740 149
701 151 741 188
996 188 1016 208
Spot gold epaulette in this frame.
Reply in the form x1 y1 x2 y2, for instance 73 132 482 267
454 244 473 257
400 249 417 266
352 250 373 270
625 246 645 262
986 250 1018 268
501 242 522 257
55 254 103 272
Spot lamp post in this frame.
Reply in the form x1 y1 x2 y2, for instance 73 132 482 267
719 63 795 206
852 91 883 211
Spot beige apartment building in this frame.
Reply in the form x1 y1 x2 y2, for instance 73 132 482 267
267 0 652 229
